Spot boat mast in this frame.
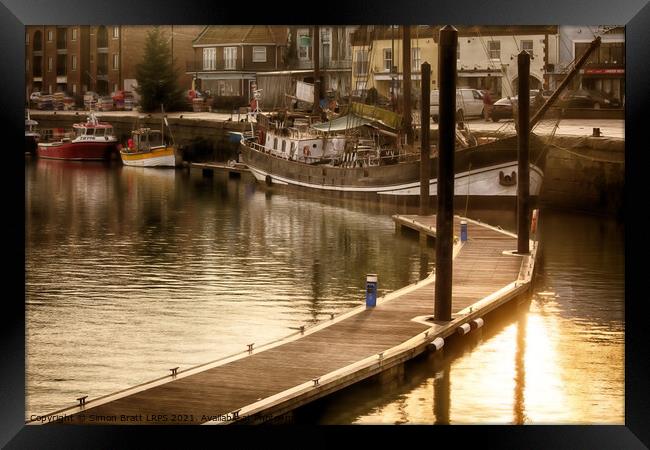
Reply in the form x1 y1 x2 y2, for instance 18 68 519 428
313 25 321 115
402 25 413 145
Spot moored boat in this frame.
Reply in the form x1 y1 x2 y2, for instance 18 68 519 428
120 107 179 168
25 111 40 155
239 105 546 202
36 112 118 161
120 128 179 167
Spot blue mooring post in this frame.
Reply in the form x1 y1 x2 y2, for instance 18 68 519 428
366 274 378 307
460 220 468 242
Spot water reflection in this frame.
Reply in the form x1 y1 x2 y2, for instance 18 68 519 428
299 212 624 425
25 158 435 417
25 159 623 425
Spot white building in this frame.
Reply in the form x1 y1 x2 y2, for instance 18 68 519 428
453 26 559 98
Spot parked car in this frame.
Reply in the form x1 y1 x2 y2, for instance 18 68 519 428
490 91 545 122
430 88 484 122
557 89 621 109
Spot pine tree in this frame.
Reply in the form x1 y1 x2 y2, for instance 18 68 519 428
135 27 185 112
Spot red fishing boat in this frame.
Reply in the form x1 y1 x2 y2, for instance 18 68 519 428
37 112 118 161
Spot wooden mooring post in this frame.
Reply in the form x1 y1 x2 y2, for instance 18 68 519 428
434 26 457 322
420 62 431 216
517 51 530 254
403 25 414 145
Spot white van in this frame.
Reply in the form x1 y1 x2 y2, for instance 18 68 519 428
430 88 485 122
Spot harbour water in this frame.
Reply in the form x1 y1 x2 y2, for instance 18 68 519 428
25 158 624 424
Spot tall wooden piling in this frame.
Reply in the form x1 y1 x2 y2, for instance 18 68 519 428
402 25 413 145
517 51 530 254
434 26 457 322
313 25 321 114
420 62 431 216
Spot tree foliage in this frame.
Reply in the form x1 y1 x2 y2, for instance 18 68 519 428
135 27 185 112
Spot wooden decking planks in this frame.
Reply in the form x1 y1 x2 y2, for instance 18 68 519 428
39 213 531 426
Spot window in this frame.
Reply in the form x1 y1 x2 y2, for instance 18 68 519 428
56 54 66 76
457 44 460 61
25 32 29 45
383 48 392 71
113 83 118 92
71 54 77 70
47 30 53 42
112 27 119 39
608 42 624 64
355 49 368 75
521 40 533 56
56 28 67 50
575 42 598 64
252 46 267 62
72 84 77 94
71 28 77 41
345 27 355 60
47 57 53 72
113 53 119 70
488 40 500 59
97 26 108 48
412 48 421 70
321 28 331 64
273 137 278 150
203 47 216 70
281 140 286 153
297 28 310 60
33 31 42 51
224 47 237 70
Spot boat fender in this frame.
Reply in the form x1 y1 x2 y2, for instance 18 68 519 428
470 317 484 330
428 337 445 351
499 171 517 186
265 175 273 186
457 323 471 335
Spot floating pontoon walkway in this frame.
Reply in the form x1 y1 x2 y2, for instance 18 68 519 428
31 214 537 425
189 161 250 176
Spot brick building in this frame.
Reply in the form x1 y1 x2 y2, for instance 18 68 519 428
25 25 204 103
25 26 91 99
188 25 288 101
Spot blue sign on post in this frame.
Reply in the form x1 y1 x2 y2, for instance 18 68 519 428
460 220 468 242
366 274 378 307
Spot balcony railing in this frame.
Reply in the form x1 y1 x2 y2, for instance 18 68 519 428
186 61 242 72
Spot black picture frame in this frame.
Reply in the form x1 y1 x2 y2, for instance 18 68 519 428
2 0 647 447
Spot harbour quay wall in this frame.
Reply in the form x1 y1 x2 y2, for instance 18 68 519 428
538 135 624 216
429 127 623 215
31 113 249 163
